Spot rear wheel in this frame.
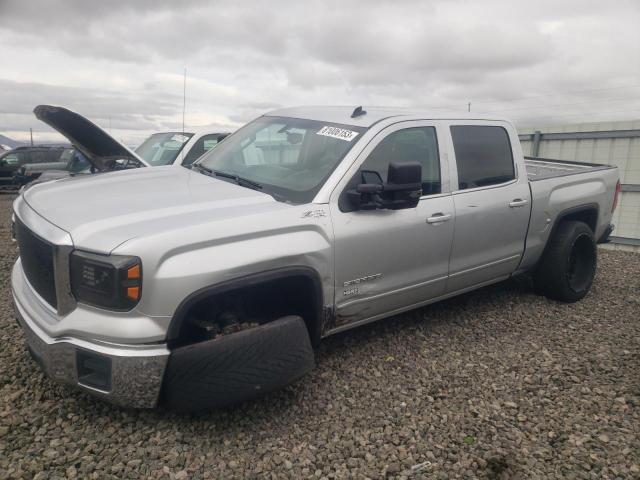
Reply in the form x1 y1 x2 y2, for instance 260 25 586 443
533 220 597 302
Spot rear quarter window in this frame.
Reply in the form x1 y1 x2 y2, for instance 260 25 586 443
450 125 515 190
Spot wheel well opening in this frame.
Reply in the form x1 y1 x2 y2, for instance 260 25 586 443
172 274 321 348
560 208 597 233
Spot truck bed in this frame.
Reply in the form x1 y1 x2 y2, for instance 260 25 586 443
525 156 614 181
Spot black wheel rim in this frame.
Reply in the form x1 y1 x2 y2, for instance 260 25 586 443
566 233 596 293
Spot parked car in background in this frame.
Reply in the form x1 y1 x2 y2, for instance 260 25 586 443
12 105 150 190
0 145 73 186
13 148 90 187
20 106 229 189
135 130 230 167
11 106 620 411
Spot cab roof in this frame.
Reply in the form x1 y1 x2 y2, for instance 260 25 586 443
265 106 510 127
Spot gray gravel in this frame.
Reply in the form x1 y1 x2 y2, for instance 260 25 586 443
0 192 638 479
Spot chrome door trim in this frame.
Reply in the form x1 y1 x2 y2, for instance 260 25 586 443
338 275 447 310
452 177 519 195
448 254 521 278
326 274 510 336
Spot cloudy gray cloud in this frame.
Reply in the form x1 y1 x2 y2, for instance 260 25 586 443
0 0 639 144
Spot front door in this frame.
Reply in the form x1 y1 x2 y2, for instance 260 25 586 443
330 122 455 330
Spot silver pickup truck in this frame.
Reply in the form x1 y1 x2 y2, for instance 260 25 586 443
11 106 620 411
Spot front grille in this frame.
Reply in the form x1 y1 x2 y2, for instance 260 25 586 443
15 219 57 309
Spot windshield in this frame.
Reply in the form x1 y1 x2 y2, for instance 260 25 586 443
64 149 91 173
135 132 194 166
196 116 366 204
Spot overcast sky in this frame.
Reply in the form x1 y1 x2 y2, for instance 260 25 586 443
1 0 639 145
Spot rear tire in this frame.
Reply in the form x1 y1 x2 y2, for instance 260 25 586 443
533 220 597 303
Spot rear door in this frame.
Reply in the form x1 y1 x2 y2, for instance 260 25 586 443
330 121 455 329
446 123 531 292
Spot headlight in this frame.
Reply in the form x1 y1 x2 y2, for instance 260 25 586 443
70 251 142 311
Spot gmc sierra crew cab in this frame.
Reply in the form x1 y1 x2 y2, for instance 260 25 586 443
11 105 620 411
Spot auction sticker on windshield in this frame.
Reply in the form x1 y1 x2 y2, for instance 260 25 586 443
317 126 359 141
171 134 190 143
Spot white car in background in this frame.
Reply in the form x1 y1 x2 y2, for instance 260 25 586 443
135 130 230 168
21 105 231 189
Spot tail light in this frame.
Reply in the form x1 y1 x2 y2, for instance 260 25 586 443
612 180 621 213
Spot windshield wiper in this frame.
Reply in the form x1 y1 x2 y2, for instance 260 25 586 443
193 164 266 193
192 164 213 175
211 169 263 190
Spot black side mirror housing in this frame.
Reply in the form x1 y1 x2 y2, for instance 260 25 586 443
347 161 422 211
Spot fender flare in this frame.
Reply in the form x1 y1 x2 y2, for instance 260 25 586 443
166 266 325 345
538 203 599 261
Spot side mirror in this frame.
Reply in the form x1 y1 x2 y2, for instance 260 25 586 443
348 161 422 211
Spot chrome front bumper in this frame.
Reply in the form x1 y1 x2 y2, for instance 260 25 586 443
13 292 170 409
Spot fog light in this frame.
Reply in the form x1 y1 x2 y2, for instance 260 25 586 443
76 350 112 392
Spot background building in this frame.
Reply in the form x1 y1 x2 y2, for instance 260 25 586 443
519 120 640 251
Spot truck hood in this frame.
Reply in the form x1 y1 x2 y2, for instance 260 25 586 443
22 166 287 252
34 105 149 171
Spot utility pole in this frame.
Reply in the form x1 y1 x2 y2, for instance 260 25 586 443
30 128 33 146
467 102 471 113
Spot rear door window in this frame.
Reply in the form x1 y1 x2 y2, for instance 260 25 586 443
450 126 515 190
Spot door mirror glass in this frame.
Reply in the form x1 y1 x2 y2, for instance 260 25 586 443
348 161 422 210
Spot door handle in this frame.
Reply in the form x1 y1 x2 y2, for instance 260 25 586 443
509 199 528 208
427 213 452 224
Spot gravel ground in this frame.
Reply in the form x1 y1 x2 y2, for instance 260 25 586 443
0 192 638 479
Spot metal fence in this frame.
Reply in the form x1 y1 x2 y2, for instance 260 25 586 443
518 120 640 251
